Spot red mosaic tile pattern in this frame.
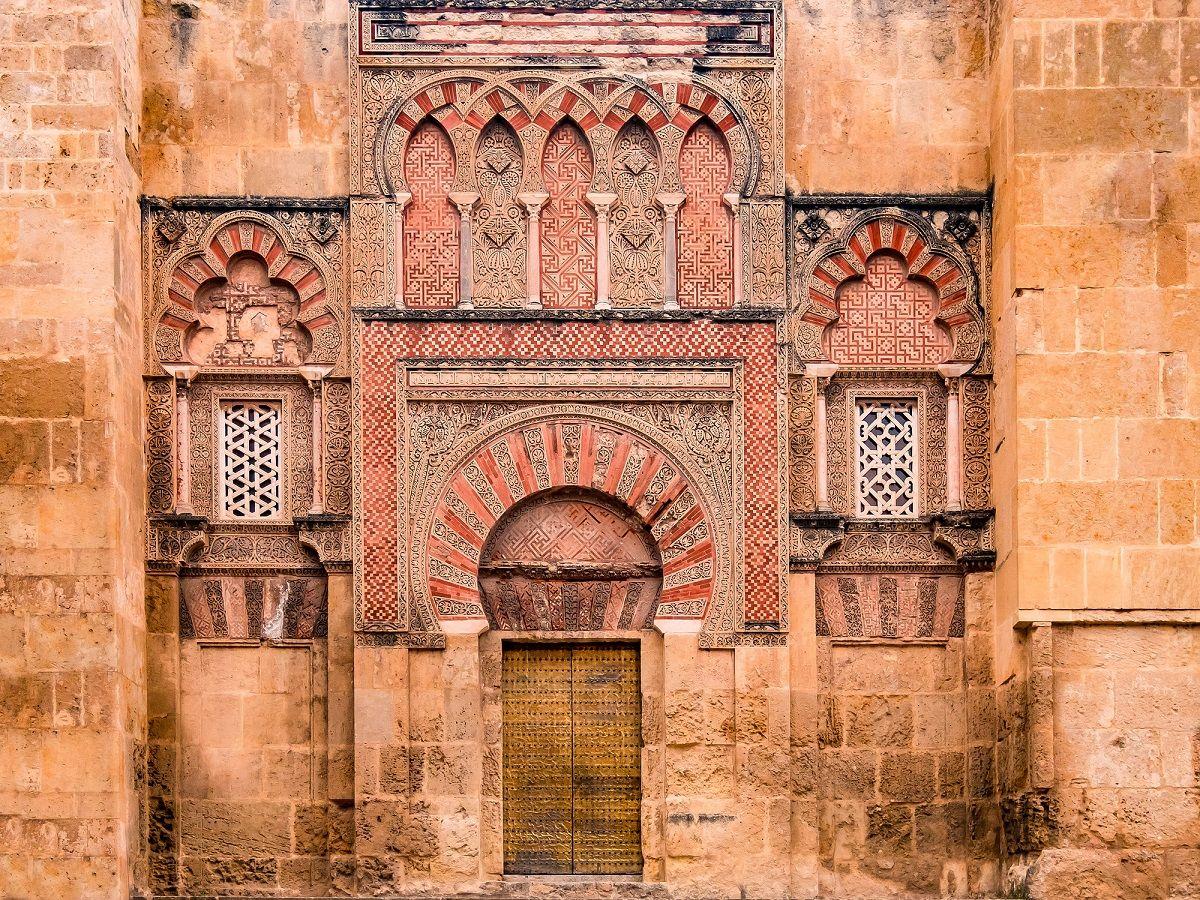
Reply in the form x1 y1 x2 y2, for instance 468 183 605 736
540 121 596 308
403 120 459 308
359 319 781 626
429 419 712 618
826 253 951 367
677 120 733 309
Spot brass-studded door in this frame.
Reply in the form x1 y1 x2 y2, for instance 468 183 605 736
502 643 642 875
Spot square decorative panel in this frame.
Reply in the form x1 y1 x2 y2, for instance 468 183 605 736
856 399 917 518
220 401 283 519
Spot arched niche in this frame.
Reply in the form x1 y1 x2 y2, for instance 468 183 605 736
539 119 597 309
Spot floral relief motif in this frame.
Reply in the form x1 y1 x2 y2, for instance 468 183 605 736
609 121 663 306
472 119 527 305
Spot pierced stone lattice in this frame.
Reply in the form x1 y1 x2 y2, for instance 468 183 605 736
540 121 596 309
678 120 733 308
220 401 282 519
473 119 527 305
404 120 459 307
609 121 663 305
856 400 917 518
827 253 951 367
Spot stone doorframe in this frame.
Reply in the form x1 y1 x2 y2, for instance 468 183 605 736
475 627 669 883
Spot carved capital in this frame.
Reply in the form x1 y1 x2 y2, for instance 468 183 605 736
586 191 618 217
655 191 687 218
448 191 480 216
296 514 352 572
516 191 549 218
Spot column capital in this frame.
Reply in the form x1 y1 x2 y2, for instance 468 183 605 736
298 363 335 388
162 363 200 385
448 191 480 214
394 191 413 214
656 191 687 216
722 191 742 211
516 192 549 216
586 191 618 213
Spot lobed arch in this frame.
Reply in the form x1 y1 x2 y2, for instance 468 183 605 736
378 70 760 200
792 209 985 368
150 214 343 373
412 413 724 633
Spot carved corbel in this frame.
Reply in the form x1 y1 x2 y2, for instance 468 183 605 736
147 515 210 573
296 515 352 573
789 511 846 571
586 191 618 310
517 192 549 309
932 508 996 571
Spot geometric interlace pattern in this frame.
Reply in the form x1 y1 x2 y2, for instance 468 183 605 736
486 498 655 567
540 121 597 308
677 119 733 307
856 399 917 518
404 120 459 307
220 401 282 518
827 252 951 366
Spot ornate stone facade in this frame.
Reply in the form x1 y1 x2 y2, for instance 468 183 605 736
15 0 1200 898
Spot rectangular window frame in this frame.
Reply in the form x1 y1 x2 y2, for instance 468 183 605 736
854 396 920 520
218 398 285 521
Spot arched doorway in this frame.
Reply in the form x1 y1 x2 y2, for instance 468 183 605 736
478 487 663 632
485 488 654 876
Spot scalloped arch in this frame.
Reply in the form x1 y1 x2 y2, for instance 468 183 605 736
792 209 984 368
151 214 344 373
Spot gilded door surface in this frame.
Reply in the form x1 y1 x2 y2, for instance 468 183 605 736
502 643 642 875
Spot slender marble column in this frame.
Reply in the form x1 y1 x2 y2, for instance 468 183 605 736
944 377 963 511
163 364 199 515
392 192 411 308
586 191 617 310
657 192 686 310
299 365 335 516
449 191 479 310
517 192 549 309
806 362 839 511
938 363 971 512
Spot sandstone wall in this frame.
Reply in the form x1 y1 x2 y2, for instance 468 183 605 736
140 0 348 196
989 0 1200 894
0 0 146 896
784 0 988 194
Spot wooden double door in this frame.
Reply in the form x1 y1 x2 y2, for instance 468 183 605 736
501 643 642 875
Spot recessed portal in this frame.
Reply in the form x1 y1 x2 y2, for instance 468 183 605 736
501 643 642 875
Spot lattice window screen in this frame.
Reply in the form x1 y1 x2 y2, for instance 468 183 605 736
856 399 918 518
220 401 282 518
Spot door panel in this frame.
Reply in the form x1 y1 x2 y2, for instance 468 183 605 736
501 643 642 876
502 646 574 875
571 644 642 875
